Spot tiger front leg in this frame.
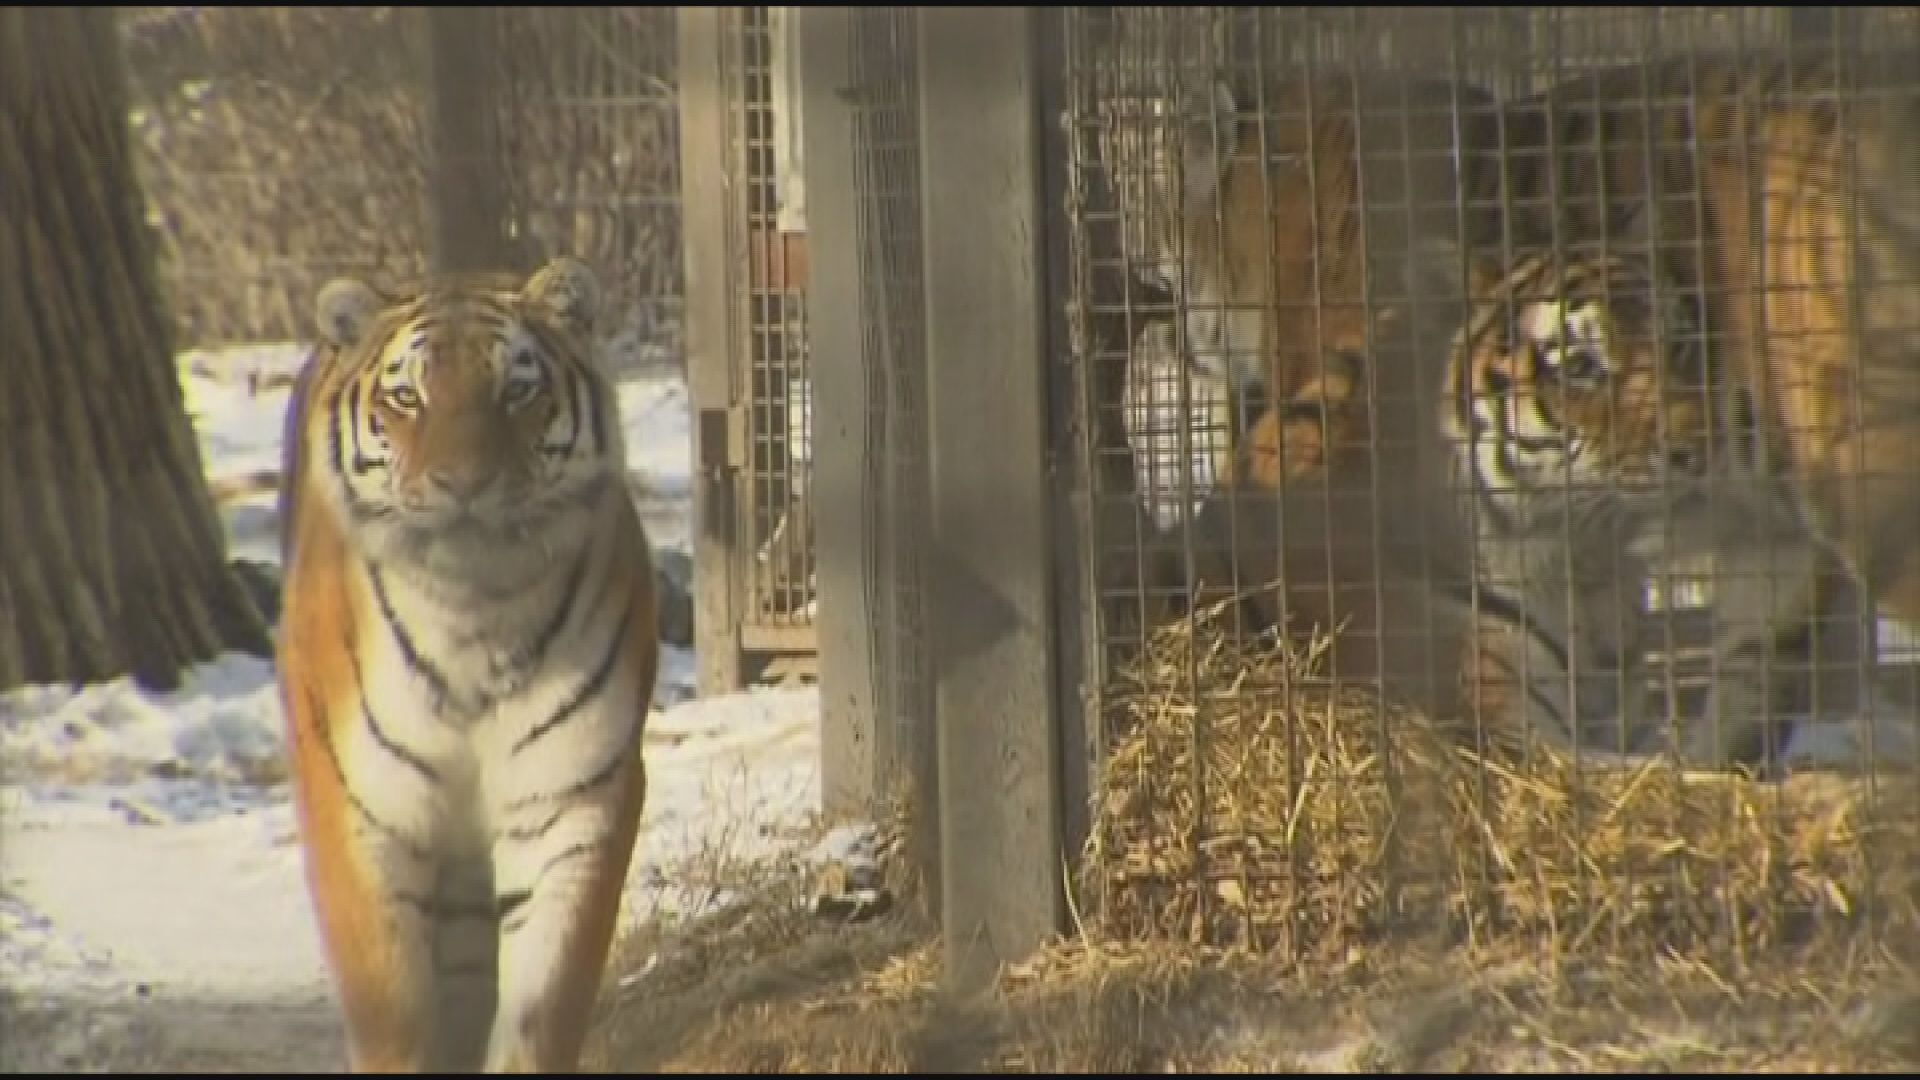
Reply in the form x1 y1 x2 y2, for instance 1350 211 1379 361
1676 530 1827 771
483 750 647 1073
1461 608 1651 763
1455 530 1660 761
286 719 443 1072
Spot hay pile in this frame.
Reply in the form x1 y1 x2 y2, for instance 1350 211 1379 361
1084 598 1920 964
584 740 1920 1073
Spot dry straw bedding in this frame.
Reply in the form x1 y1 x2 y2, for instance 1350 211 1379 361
1084 597 1920 966
587 600 1920 1070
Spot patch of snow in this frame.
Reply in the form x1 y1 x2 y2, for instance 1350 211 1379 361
0 341 820 1044
0 653 283 807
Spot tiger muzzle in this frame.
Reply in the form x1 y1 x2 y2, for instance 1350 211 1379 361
425 462 497 503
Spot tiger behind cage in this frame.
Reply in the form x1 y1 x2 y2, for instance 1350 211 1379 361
1099 63 1501 692
1095 11 1920 778
277 257 659 1072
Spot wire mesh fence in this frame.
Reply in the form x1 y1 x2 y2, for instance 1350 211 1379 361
120 6 682 372
731 6 816 640
844 7 933 786
129 1 1920 969
1059 5 1920 958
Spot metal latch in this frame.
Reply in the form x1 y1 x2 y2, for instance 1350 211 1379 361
697 405 749 542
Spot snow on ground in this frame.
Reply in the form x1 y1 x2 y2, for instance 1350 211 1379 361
0 337 834 1068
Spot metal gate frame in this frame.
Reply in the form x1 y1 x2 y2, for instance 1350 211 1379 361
680 6 819 696
706 2 1920 991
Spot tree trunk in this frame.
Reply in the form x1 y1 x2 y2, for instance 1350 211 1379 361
425 6 523 274
0 8 272 694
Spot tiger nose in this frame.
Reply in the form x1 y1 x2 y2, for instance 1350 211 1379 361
427 463 495 501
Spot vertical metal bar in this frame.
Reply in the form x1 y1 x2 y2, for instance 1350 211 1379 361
845 4 942 917
679 7 746 695
743 6 775 637
917 5 1065 995
1060 6 1120 928
1036 7 1094 890
1810 1 1882 927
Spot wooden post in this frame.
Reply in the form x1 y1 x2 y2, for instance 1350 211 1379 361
917 6 1064 995
798 7 891 818
678 7 746 697
424 7 519 274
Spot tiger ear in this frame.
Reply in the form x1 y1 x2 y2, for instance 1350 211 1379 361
523 256 601 335
314 277 385 348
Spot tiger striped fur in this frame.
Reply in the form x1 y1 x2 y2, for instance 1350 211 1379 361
276 256 658 1072
1096 73 1501 693
1444 52 1920 767
1443 252 1815 760
1099 74 1498 485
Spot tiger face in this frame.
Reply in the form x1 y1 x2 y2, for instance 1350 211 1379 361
1449 254 1714 527
306 258 621 573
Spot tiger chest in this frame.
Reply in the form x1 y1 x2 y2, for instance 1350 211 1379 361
338 570 638 833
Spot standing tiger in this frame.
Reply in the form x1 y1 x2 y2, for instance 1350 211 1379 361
276 256 659 1071
1443 53 1920 768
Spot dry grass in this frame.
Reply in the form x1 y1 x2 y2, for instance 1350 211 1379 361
1088 596 1920 967
586 598 1920 1072
583 800 937 1074
587 873 1920 1072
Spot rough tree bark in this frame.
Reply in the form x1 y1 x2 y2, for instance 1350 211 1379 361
0 8 272 693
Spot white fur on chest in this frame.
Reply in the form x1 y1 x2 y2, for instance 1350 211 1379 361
336 511 640 848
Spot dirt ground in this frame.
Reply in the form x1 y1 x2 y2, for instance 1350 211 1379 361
6 909 1918 1074
582 897 1920 1074
0 988 342 1073
6 821 1916 1075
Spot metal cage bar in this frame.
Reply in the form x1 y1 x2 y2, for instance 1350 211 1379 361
795 3 1920 971
1058 4 1920 954
799 7 944 902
